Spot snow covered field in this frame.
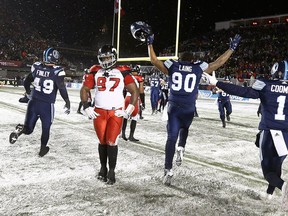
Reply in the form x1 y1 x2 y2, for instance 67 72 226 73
0 85 287 216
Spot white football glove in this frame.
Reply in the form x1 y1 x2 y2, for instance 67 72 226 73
84 107 100 119
115 104 135 119
202 71 218 86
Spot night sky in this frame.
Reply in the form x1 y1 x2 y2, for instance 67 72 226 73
6 0 288 52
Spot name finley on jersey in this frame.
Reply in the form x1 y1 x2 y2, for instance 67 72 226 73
271 84 288 94
36 70 50 77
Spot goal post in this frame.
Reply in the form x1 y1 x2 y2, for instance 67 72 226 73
116 0 181 62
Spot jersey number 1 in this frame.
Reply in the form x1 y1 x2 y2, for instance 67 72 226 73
275 95 286 120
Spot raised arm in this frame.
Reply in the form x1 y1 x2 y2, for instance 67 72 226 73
147 35 169 75
205 34 241 74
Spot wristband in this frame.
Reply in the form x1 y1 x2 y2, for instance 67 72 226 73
82 102 90 109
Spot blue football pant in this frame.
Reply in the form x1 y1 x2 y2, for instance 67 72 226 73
218 100 232 121
24 99 54 148
164 101 194 170
259 130 287 194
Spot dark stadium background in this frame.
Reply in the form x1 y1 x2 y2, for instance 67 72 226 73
6 0 288 51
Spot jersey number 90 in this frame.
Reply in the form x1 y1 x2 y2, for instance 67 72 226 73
171 72 196 92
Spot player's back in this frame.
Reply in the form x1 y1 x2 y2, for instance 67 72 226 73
218 91 230 101
149 75 160 92
165 60 204 106
31 62 64 103
258 79 288 130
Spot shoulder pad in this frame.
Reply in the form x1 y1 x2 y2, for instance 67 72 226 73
89 65 101 73
193 60 202 64
33 61 43 66
116 65 131 72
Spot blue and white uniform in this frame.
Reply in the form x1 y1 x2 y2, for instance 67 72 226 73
217 78 288 195
163 59 208 170
23 61 69 149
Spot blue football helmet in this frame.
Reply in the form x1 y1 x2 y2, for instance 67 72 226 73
130 21 153 42
43 47 60 64
98 45 117 69
271 60 288 80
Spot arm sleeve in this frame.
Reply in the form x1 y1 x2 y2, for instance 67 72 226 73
24 73 34 94
216 82 260 99
55 75 69 101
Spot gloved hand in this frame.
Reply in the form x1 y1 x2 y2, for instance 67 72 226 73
115 109 130 119
146 34 154 45
84 107 100 119
115 104 135 119
64 99 70 115
202 71 218 86
229 34 241 51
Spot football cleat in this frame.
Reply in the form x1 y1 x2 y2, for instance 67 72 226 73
265 194 273 200
226 114 230 121
176 146 185 166
106 169 116 185
97 167 108 182
19 95 30 103
9 132 18 144
222 120 226 128
39 146 50 157
121 134 128 141
163 169 173 186
128 137 139 142
9 124 24 144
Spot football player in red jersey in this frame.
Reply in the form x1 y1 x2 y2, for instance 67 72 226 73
121 65 145 142
77 68 93 114
80 45 139 185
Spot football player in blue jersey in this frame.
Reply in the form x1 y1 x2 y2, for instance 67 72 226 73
216 77 232 128
149 71 161 115
9 47 71 157
203 61 288 208
130 21 241 185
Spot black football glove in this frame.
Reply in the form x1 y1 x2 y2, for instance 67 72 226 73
229 34 241 51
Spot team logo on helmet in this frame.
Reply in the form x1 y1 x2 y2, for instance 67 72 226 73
43 47 60 64
271 60 288 80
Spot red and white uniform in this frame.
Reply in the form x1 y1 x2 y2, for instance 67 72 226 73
124 74 144 117
83 65 135 145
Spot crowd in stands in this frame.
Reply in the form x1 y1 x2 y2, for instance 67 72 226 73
161 23 288 85
1 4 288 85
0 6 49 63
